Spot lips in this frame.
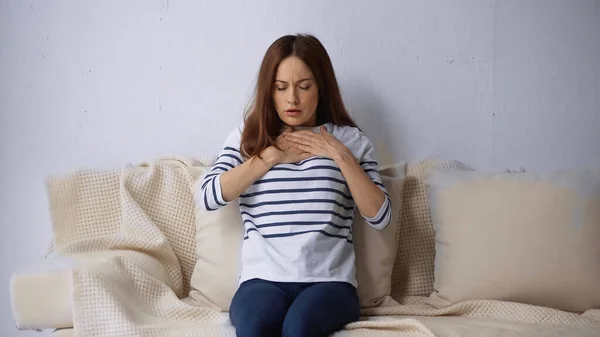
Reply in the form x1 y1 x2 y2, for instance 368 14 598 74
285 108 302 117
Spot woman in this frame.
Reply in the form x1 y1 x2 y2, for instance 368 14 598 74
198 34 391 337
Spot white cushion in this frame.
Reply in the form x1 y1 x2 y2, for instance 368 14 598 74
390 157 471 300
353 162 406 308
187 161 248 311
188 195 244 311
424 167 600 312
10 253 74 330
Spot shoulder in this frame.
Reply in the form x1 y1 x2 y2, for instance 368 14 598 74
328 123 371 145
327 123 375 158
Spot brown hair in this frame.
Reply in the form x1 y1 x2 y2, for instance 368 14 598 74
240 34 357 159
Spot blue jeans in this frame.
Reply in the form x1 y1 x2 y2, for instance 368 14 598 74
229 278 360 337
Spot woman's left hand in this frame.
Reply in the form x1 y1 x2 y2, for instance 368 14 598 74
284 125 353 161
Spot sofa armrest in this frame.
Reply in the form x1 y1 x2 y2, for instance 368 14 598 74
10 252 75 330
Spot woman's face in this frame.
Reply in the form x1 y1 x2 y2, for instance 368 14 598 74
273 56 319 127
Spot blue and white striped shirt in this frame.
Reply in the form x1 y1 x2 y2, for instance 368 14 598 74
197 122 391 286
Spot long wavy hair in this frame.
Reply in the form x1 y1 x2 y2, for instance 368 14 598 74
240 34 357 159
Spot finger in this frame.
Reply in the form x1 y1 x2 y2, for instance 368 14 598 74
288 141 313 153
278 132 291 143
320 125 336 140
276 136 286 144
277 138 293 150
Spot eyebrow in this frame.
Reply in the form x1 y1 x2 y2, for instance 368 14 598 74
275 78 313 84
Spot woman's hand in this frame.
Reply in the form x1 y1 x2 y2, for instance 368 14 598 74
260 129 312 166
284 125 353 162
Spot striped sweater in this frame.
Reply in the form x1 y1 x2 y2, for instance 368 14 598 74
197 122 391 286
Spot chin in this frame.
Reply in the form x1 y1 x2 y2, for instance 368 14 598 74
279 115 316 127
282 119 307 127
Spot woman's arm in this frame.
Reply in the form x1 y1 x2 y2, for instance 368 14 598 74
197 126 258 211
218 150 277 202
332 151 386 219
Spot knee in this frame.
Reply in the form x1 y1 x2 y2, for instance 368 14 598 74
282 304 360 337
229 280 290 337
235 321 280 337
231 310 283 337
282 315 320 337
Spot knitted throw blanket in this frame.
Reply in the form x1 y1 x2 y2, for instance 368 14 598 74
47 158 233 336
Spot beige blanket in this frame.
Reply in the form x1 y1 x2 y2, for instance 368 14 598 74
46 158 600 337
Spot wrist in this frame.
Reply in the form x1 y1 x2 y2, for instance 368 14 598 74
332 150 356 166
259 147 279 168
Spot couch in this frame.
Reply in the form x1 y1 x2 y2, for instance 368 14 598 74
9 156 600 336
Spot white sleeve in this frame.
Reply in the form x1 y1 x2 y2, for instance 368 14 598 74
356 133 391 230
195 125 244 211
339 127 391 230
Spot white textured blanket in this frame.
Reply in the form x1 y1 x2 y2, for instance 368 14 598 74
47 158 232 336
46 158 600 337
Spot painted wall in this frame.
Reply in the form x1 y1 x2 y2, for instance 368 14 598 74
1 0 598 335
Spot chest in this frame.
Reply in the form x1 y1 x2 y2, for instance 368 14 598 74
245 157 349 195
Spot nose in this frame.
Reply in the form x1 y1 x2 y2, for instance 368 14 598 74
286 87 299 105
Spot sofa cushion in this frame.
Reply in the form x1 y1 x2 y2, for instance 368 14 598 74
424 167 600 312
188 160 407 310
353 162 406 308
390 157 470 300
10 252 75 330
188 161 244 311
189 163 244 311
